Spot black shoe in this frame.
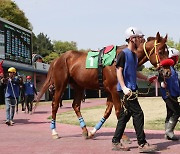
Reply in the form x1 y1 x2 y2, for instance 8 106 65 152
165 134 179 140
139 143 157 153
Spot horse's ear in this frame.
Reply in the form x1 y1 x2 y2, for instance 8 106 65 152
156 32 161 42
163 34 168 43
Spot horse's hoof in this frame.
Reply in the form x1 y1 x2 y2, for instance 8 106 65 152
52 134 60 139
121 136 132 144
82 132 89 139
88 131 95 139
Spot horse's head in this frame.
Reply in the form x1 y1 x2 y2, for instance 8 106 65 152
0 60 4 78
137 32 173 78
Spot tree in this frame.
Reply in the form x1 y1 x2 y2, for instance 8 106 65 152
43 52 59 64
53 40 78 55
33 33 54 57
167 39 180 70
0 0 31 30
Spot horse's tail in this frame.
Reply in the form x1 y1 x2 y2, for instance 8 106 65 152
36 59 57 102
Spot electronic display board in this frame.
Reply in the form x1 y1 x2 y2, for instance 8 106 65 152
0 18 32 65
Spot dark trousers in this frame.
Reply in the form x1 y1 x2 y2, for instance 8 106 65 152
112 92 146 145
25 95 34 112
164 97 180 122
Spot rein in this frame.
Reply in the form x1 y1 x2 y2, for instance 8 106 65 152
143 40 161 67
121 83 153 114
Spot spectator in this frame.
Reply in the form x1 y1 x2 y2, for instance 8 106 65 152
24 76 37 114
5 67 19 126
159 47 180 140
19 76 25 112
112 27 157 152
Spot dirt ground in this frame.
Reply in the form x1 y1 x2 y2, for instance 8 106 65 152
0 98 180 154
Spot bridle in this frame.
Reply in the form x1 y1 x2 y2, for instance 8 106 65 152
143 40 162 68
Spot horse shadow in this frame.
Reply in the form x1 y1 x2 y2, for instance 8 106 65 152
33 111 49 114
13 119 49 125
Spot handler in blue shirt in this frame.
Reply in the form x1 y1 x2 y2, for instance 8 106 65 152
24 76 37 114
112 27 157 153
159 47 180 140
5 67 19 126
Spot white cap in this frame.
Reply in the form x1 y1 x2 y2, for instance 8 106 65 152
168 47 180 58
125 27 144 40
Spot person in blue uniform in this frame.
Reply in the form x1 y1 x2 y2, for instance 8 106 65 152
112 27 157 153
24 76 37 114
5 67 20 126
159 47 180 140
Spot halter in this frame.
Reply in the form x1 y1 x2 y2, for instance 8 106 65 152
143 40 161 67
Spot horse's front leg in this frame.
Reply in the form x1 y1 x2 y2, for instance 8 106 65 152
89 95 113 138
72 88 89 139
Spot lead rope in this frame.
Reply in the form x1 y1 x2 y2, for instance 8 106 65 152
121 83 153 114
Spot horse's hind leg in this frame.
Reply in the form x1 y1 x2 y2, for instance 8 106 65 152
89 90 131 143
89 94 113 138
51 82 67 139
72 86 89 139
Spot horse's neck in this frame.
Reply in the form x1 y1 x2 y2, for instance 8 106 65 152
136 45 149 66
116 45 127 54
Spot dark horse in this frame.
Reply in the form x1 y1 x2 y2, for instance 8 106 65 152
37 32 172 139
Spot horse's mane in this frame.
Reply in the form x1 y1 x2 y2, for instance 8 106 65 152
147 36 163 42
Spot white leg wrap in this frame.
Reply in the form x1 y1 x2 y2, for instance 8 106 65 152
52 129 58 135
90 128 97 135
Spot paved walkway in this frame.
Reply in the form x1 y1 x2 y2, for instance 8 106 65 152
0 98 180 154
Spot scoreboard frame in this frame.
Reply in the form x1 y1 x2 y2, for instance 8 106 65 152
0 17 32 65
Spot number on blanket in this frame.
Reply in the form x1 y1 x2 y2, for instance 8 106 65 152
89 57 94 67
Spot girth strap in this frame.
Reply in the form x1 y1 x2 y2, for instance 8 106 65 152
98 48 104 89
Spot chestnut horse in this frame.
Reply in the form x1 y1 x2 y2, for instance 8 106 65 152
37 32 172 139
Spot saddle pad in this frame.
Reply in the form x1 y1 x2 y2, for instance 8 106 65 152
86 46 116 68
104 45 114 54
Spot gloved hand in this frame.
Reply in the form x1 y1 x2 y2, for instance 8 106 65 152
160 82 167 88
122 86 131 95
148 76 157 83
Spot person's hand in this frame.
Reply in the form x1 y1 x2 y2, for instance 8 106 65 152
148 76 157 83
122 86 131 95
160 82 167 88
34 95 38 102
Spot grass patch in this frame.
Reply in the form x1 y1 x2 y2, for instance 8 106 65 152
55 103 180 130
0 104 5 109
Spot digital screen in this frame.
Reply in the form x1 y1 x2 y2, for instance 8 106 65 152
0 19 32 65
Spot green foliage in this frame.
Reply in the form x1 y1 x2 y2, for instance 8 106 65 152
167 38 180 51
33 33 54 57
0 0 31 30
43 52 59 64
53 40 78 55
167 39 180 70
